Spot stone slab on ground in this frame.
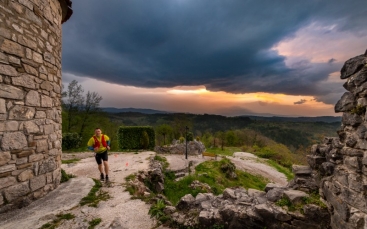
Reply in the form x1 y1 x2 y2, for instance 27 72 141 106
0 177 94 229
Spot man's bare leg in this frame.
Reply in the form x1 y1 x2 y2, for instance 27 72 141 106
98 164 103 174
103 161 109 175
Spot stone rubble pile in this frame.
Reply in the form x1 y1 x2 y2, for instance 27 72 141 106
154 140 206 155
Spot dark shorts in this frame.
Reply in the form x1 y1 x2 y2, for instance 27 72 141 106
95 151 108 165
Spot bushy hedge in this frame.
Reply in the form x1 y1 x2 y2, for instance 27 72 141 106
118 126 155 150
62 132 82 150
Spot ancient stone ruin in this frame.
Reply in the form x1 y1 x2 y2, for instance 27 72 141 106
0 0 72 212
308 50 367 229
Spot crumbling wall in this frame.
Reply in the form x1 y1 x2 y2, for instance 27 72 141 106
0 0 71 212
308 50 367 229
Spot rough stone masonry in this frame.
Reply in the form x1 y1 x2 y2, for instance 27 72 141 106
308 50 367 229
0 0 72 212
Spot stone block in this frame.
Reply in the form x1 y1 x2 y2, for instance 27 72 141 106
0 194 3 205
29 153 44 162
35 111 46 118
46 172 53 184
283 190 309 204
18 169 34 182
363 151 367 165
0 151 11 166
16 157 28 165
335 92 356 112
23 64 38 76
41 95 52 107
30 175 46 191
32 51 43 63
1 39 24 58
17 163 32 169
25 90 40 106
53 168 61 185
17 150 34 158
342 112 363 127
307 155 326 169
36 139 48 153
23 121 40 134
1 132 27 151
334 167 349 187
39 158 56 174
12 74 36 89
266 188 284 202
44 124 53 134
344 156 362 171
0 84 25 100
4 181 30 202
5 121 19 131
0 176 17 189
9 55 21 66
40 81 53 91
292 165 312 176
8 105 35 120
323 181 350 221
0 63 18 77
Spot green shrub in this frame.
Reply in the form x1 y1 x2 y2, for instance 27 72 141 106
118 126 155 150
140 131 150 149
149 199 166 219
186 132 194 141
179 136 185 143
196 136 200 141
62 133 82 150
88 218 102 229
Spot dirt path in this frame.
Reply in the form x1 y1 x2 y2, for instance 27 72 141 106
59 151 157 229
228 152 288 186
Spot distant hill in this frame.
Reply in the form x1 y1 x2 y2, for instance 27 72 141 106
101 107 170 114
245 116 341 123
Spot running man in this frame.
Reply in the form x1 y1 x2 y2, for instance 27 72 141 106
87 128 111 182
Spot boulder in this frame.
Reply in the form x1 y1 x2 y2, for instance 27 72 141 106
340 54 367 79
283 190 309 204
266 188 285 202
335 92 356 112
176 194 195 210
292 165 312 176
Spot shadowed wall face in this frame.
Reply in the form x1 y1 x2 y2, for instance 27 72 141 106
0 0 70 212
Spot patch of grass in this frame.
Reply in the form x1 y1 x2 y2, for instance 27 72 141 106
154 155 169 170
206 147 242 157
80 179 110 207
125 174 136 182
149 199 166 219
39 213 75 229
61 158 81 164
164 158 268 205
60 169 76 183
350 105 366 115
266 160 294 181
88 218 102 229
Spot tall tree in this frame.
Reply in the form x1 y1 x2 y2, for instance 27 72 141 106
62 80 84 132
79 91 103 136
156 124 173 145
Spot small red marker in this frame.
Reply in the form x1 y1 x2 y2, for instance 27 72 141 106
126 162 129 166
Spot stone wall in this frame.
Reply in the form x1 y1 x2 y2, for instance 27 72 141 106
308 50 367 229
0 0 71 212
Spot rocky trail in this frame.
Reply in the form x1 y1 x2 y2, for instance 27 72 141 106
0 151 287 229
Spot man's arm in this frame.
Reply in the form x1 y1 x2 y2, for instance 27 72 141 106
106 135 111 150
87 138 95 151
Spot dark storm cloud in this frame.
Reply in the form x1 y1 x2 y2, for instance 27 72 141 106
62 0 367 103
